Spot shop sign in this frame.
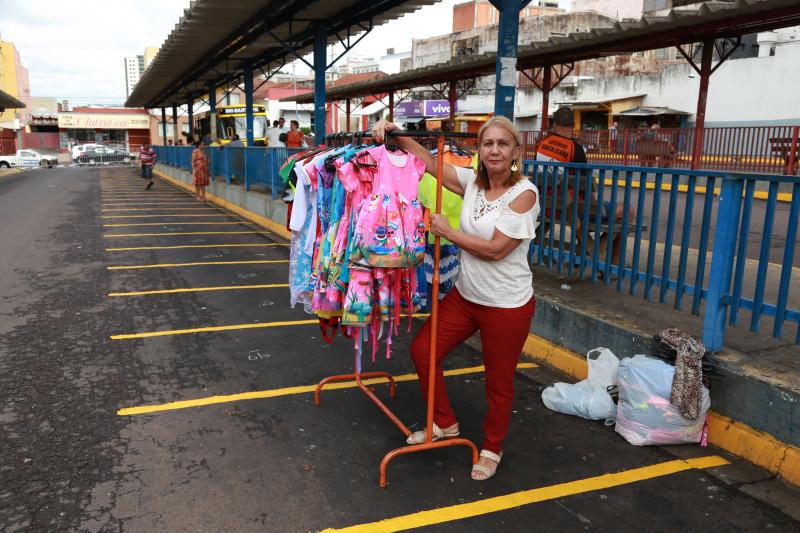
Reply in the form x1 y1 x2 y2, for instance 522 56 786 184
395 101 423 117
423 100 456 116
58 113 150 130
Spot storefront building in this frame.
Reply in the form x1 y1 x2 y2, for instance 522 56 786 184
57 107 151 152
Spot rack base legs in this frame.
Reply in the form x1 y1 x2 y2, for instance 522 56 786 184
379 438 479 488
314 372 396 406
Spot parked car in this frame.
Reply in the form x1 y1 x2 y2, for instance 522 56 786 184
0 149 58 169
75 146 134 166
71 143 102 162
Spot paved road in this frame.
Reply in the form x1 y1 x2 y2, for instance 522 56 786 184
1 166 798 532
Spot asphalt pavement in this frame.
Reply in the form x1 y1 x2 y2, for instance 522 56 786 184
1 165 799 532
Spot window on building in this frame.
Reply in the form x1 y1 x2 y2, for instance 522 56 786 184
452 37 479 58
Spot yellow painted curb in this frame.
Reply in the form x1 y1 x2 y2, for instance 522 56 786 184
153 169 291 240
601 178 793 203
521 332 800 487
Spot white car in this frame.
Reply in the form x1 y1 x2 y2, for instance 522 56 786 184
0 149 58 169
71 143 102 162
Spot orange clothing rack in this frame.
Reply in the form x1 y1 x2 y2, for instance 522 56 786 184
314 133 479 487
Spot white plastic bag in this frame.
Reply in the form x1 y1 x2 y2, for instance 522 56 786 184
541 348 619 421
614 354 710 446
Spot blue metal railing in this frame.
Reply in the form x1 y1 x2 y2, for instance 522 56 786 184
153 145 302 198
524 160 800 351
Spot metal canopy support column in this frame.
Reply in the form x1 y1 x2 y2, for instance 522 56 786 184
171 104 178 144
676 37 740 170
541 66 552 130
490 0 530 120
244 61 255 146
345 99 351 132
208 82 217 142
520 63 573 130
160 107 167 143
448 82 456 130
314 22 327 145
187 99 194 139
388 90 394 122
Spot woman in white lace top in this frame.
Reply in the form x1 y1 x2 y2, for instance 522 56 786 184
372 116 540 481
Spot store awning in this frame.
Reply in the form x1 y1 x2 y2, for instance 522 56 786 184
0 90 25 112
394 116 425 124
357 99 387 116
614 106 691 116
554 94 646 109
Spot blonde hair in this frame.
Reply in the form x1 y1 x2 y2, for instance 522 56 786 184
476 115 523 190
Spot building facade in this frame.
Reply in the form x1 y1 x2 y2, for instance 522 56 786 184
0 38 31 131
124 56 143 98
58 107 151 152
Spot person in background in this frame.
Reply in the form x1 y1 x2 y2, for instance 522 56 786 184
202 134 213 147
285 120 306 148
192 138 209 202
609 121 619 154
177 139 185 146
227 134 244 148
535 107 632 272
167 139 174 146
209 138 221 147
138 142 157 190
373 116 539 481
267 120 283 147
278 117 287 132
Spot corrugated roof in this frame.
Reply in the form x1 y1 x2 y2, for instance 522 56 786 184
283 0 800 103
125 0 437 108
0 90 25 111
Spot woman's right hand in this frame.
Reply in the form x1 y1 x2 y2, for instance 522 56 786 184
372 119 400 144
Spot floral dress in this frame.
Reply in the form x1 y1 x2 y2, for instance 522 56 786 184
192 148 209 186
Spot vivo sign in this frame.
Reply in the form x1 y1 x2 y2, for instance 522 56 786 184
424 100 455 115
395 100 457 117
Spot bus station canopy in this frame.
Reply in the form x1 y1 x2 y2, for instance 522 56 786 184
125 0 437 109
0 90 25 112
283 0 800 104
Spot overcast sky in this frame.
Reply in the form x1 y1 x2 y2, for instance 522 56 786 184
0 0 569 106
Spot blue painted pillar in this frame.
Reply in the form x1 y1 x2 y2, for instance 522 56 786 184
703 178 744 351
160 107 167 143
171 104 178 144
244 61 255 146
187 98 194 138
314 21 327 144
208 82 217 141
491 0 527 120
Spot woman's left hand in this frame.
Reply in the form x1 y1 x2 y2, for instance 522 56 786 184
429 214 452 239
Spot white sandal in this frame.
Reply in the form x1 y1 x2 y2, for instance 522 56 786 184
471 449 502 481
406 422 459 445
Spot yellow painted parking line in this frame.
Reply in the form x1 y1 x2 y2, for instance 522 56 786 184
101 208 219 212
101 202 203 206
106 243 287 252
109 283 288 297
112 318 318 339
101 197 188 200
101 214 231 219
116 363 536 416
107 259 288 270
321 455 730 533
111 313 429 340
103 222 245 227
103 230 262 238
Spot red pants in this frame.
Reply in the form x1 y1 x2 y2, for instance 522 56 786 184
410 288 536 454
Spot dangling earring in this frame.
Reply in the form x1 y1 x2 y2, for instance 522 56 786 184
511 159 518 172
